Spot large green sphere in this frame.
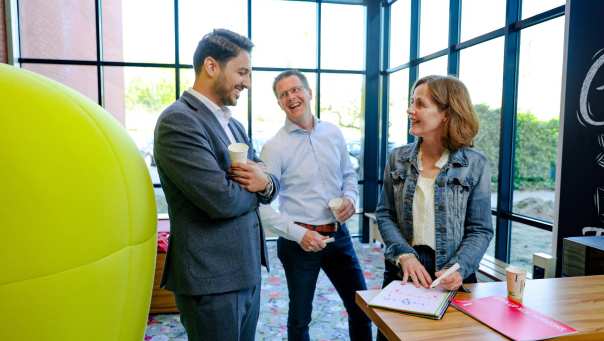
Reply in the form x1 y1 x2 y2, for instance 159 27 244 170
0 64 157 340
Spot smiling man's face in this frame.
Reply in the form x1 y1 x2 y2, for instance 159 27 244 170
213 51 251 107
275 75 313 124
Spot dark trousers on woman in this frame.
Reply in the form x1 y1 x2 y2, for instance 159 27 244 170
277 224 372 341
376 245 477 341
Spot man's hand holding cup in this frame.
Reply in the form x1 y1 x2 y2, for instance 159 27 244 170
329 197 355 223
230 161 269 192
228 143 269 193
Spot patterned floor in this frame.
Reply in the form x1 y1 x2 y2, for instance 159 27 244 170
144 238 386 341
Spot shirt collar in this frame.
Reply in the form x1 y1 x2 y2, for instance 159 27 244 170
186 88 232 121
418 147 450 171
284 115 318 134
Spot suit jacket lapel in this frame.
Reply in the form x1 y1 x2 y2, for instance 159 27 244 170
181 92 231 149
228 120 245 144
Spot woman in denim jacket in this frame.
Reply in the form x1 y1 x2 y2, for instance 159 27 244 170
377 75 493 293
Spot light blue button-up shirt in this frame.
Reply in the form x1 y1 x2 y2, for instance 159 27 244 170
259 116 358 243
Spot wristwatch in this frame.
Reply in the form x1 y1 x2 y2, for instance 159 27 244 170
259 175 273 197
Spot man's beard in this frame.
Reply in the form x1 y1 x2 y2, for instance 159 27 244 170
214 74 237 106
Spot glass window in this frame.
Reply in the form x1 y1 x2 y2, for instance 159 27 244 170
321 3 365 70
510 222 553 275
178 68 197 97
419 0 449 57
485 216 497 258
19 0 96 60
102 0 174 63
459 37 504 208
522 0 565 19
179 0 247 67
319 73 364 180
460 0 506 41
155 187 168 215
389 0 411 68
104 66 174 188
252 0 317 68
22 64 98 103
347 214 362 236
515 17 564 222
103 67 127 125
417 56 448 78
388 69 409 153
251 71 317 153
16 0 375 222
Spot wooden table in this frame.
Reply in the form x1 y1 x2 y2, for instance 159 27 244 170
356 275 604 340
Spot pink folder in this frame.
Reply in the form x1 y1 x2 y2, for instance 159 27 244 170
452 296 576 341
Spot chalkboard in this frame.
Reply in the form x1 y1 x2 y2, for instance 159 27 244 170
555 0 604 275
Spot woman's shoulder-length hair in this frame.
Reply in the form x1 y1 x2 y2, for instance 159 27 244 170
412 75 479 151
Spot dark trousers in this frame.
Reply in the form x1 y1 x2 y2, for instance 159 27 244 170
174 283 260 341
277 224 372 341
377 245 477 341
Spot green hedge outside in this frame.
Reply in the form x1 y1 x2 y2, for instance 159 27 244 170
474 104 559 191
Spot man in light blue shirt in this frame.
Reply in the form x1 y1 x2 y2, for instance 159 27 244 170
260 70 371 341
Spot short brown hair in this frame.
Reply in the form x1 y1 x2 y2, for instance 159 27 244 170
272 69 310 97
193 29 254 75
412 75 479 150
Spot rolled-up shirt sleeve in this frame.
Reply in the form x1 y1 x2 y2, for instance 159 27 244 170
258 141 307 244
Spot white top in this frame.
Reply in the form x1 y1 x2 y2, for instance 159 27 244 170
412 148 450 249
187 88 236 144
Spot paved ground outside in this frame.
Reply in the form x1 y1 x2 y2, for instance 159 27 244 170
488 190 556 274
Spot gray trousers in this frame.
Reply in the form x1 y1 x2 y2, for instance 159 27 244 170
174 284 260 341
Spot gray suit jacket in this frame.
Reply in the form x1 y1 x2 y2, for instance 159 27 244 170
154 92 278 296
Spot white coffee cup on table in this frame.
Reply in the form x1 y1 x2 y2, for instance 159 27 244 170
506 265 527 304
228 143 248 165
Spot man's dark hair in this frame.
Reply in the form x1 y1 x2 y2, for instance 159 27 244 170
193 29 254 75
272 69 311 97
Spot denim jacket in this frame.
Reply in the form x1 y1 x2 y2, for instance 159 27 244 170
376 142 493 279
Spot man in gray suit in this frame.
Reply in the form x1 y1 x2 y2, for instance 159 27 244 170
154 29 278 341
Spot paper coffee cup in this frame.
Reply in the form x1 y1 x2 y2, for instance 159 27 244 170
228 143 249 165
506 265 527 304
328 198 344 221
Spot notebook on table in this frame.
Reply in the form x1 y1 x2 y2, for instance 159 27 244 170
368 280 456 320
452 296 576 340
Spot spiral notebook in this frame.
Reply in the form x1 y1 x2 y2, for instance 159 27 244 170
369 280 456 320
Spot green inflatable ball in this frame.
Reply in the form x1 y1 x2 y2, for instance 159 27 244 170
0 64 157 340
